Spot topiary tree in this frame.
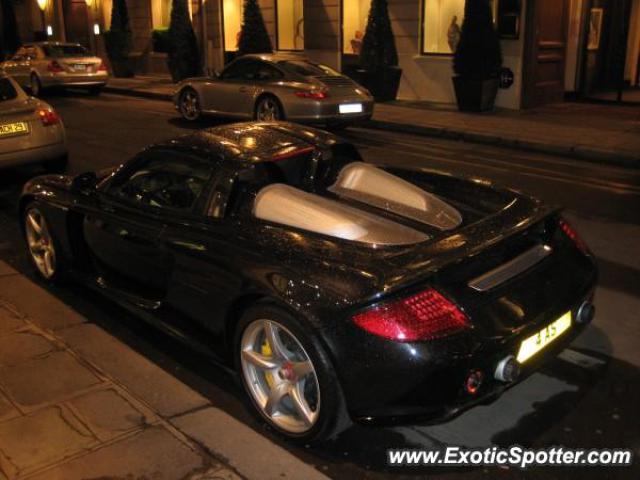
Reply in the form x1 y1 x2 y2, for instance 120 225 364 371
453 0 502 80
104 0 133 77
237 0 273 55
359 0 398 71
1 0 21 60
167 0 201 81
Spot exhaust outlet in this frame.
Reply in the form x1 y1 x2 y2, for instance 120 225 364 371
494 355 520 383
576 301 595 325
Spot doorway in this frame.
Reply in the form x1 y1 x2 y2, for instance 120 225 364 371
62 0 90 48
522 0 569 108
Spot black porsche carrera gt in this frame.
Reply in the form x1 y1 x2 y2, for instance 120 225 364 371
19 122 597 442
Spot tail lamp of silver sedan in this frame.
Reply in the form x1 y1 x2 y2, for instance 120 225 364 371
0 42 109 97
0 75 67 171
174 54 374 129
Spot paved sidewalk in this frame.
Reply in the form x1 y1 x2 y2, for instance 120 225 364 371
104 75 640 168
0 261 328 480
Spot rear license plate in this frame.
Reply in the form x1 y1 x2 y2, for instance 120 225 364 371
73 64 87 71
517 311 572 363
339 103 363 114
0 122 29 137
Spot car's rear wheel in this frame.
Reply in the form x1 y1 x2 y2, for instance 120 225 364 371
30 74 43 97
179 88 202 121
255 96 283 121
23 204 63 281
235 304 349 443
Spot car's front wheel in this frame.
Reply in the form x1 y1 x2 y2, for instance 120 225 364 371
23 204 64 281
254 96 283 121
235 304 349 443
179 88 202 121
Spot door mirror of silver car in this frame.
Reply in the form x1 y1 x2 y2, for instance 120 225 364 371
71 172 98 195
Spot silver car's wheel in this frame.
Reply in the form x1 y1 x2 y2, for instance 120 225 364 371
255 97 282 121
240 318 320 434
24 207 57 280
180 89 201 121
30 74 42 97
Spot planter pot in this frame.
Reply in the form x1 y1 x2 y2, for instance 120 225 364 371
345 66 402 102
452 76 499 112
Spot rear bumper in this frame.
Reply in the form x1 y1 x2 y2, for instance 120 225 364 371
285 98 375 124
40 73 109 88
0 141 67 168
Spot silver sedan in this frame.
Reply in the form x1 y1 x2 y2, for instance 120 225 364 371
174 54 374 128
0 42 109 97
0 74 67 170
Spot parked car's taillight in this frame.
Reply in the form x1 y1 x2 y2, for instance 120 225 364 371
558 217 591 255
97 61 108 72
352 288 470 342
37 108 61 126
47 61 64 73
294 90 329 100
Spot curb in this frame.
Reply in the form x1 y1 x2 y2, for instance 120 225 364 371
103 85 173 102
366 119 640 169
102 85 639 169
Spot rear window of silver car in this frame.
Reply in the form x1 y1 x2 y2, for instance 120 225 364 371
42 45 88 57
0 78 18 102
279 61 340 77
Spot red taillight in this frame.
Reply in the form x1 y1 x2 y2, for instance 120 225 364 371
97 61 107 72
558 218 590 255
37 108 61 126
271 146 315 161
352 288 470 342
47 60 64 73
294 90 329 100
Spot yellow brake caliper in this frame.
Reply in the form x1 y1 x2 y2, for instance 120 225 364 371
262 339 276 388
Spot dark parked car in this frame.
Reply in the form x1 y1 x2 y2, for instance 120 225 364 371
19 122 597 442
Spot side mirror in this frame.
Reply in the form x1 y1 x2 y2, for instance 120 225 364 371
70 171 98 194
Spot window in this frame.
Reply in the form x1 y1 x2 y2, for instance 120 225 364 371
221 59 260 80
277 0 304 50
42 44 89 58
278 60 340 77
255 63 284 81
422 0 497 55
152 0 171 28
0 78 18 102
110 153 214 212
342 0 371 55
223 0 243 51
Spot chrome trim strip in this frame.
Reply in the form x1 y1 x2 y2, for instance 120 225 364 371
468 244 553 292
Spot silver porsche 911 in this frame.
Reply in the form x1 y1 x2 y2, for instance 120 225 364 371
0 74 67 170
174 54 374 128
0 42 109 97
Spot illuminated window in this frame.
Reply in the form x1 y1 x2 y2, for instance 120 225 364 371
152 0 172 28
422 0 497 55
277 0 304 50
224 0 243 51
342 0 371 55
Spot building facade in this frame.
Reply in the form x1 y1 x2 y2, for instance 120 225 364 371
7 0 640 109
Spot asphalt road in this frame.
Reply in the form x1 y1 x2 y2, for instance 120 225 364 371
0 92 638 479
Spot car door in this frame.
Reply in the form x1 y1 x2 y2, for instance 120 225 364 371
83 149 215 300
3 48 29 86
202 59 260 117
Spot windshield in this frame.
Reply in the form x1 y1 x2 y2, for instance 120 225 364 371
279 60 340 77
43 45 89 58
0 78 18 102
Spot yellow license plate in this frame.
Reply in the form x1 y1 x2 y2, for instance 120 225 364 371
0 122 29 137
517 311 572 363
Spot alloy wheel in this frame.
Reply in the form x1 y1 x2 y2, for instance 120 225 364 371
180 90 200 121
240 319 320 434
25 207 56 279
256 98 280 121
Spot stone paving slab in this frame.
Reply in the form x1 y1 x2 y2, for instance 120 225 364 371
59 323 210 418
0 405 96 478
0 264 17 278
0 351 103 409
0 394 18 423
172 407 330 480
0 306 24 338
0 276 86 332
0 331 54 367
27 426 232 480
